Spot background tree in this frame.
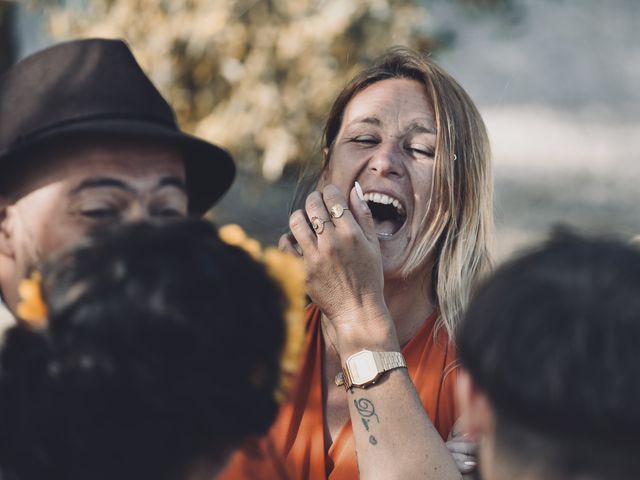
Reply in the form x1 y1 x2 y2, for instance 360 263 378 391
38 0 439 180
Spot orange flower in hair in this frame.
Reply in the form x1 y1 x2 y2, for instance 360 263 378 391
263 246 306 401
219 224 306 402
16 271 48 329
219 223 262 259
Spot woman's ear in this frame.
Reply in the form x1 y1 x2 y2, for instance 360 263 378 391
455 368 494 438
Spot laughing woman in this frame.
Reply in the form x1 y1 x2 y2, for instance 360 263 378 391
221 47 492 480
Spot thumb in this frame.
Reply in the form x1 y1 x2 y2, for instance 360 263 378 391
349 182 377 243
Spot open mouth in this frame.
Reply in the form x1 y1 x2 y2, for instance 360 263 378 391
363 192 407 237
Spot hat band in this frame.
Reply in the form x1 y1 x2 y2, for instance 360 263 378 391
11 113 179 150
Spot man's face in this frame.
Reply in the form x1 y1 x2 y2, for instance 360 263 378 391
0 140 187 310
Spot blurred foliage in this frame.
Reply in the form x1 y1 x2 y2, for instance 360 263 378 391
29 0 439 180
458 0 515 9
457 0 523 24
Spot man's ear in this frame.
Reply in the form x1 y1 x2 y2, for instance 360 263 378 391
455 368 494 438
0 197 15 258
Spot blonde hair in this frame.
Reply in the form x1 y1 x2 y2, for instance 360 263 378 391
298 47 493 338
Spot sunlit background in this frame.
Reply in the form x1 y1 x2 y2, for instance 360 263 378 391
2 0 638 260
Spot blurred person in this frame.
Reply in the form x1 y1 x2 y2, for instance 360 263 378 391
0 219 299 480
222 47 492 479
0 38 235 319
456 232 640 480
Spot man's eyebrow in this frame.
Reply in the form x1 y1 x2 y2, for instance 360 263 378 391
69 177 134 195
69 176 187 195
157 176 187 193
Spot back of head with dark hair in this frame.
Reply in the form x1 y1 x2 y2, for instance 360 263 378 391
0 219 287 480
457 231 640 479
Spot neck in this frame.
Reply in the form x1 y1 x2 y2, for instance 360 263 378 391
382 268 435 347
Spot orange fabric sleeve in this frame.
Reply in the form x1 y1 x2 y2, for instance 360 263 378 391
219 305 459 480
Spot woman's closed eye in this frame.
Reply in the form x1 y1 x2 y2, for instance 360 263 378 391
407 143 435 158
350 135 379 146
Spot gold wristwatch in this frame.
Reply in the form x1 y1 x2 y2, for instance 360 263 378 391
335 349 407 390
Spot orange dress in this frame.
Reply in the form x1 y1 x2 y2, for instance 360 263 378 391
220 305 459 480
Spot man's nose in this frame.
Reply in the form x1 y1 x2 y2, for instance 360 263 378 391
122 202 149 223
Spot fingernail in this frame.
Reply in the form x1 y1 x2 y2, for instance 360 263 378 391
354 181 364 201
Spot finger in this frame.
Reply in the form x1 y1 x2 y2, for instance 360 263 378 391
322 184 354 225
450 452 476 463
305 190 334 237
449 417 467 439
349 182 377 243
450 453 477 473
289 209 316 253
446 439 478 456
279 233 302 256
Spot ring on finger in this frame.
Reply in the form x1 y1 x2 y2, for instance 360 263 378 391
329 204 349 219
311 216 332 234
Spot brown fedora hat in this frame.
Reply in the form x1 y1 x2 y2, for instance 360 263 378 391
0 38 235 214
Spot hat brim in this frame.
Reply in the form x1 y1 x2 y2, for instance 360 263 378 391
1 118 235 214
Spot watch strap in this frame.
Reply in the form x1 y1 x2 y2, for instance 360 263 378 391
376 351 406 372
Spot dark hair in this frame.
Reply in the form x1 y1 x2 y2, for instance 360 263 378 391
457 230 640 478
0 219 287 480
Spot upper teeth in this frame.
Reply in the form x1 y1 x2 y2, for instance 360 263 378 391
363 192 405 214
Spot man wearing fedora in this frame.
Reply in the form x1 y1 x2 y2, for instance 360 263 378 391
0 38 235 322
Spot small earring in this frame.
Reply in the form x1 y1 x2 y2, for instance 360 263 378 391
452 154 458 161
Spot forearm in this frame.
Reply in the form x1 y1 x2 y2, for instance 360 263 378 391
334 309 461 480
346 370 461 480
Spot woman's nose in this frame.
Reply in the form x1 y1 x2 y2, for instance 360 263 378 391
368 142 404 178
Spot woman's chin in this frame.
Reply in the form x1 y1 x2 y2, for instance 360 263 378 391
380 250 409 282
378 228 412 275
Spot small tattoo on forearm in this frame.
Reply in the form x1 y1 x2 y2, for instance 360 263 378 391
354 398 380 423
354 398 380 446
361 418 370 431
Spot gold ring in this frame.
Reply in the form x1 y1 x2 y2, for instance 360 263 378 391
329 204 349 219
311 216 331 234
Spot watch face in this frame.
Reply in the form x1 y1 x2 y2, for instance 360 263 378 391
348 350 379 385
